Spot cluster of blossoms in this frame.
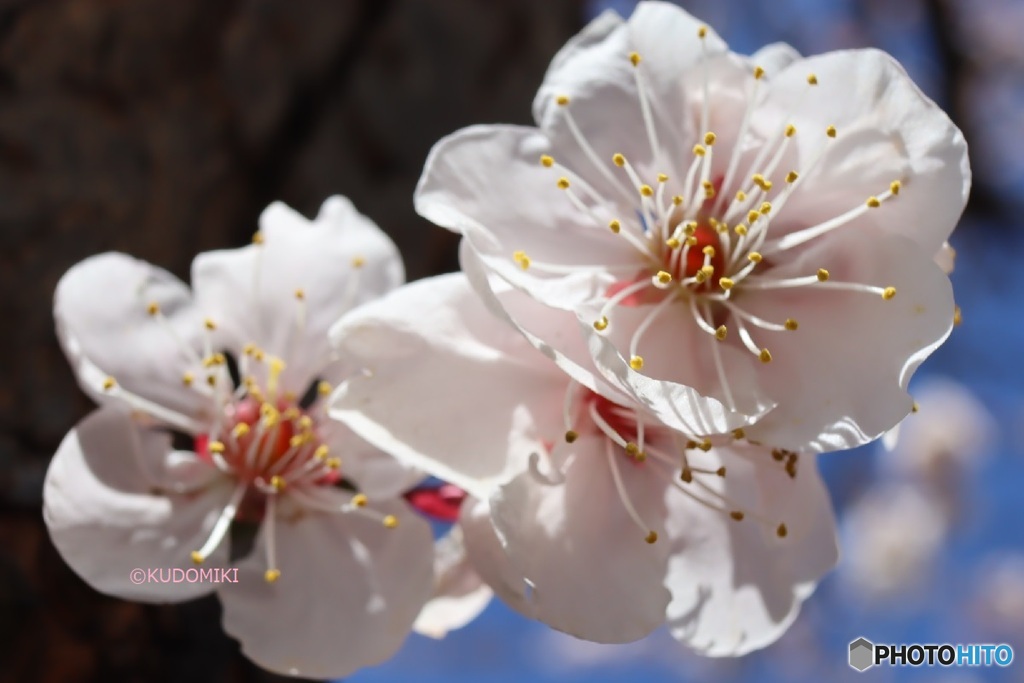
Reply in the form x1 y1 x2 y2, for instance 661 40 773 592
43 1 968 677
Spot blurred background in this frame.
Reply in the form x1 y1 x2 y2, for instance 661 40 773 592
0 0 1020 681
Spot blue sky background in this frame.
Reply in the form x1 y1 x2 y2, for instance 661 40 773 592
347 1 1024 681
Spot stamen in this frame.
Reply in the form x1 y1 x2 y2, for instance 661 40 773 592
604 440 657 544
191 482 248 564
263 495 281 583
629 292 678 372
628 52 661 162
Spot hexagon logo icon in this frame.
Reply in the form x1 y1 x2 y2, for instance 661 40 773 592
849 637 875 672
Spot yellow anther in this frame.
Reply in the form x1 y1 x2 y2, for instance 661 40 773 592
629 51 641 67
716 466 726 477
734 224 748 236
612 153 626 167
352 256 366 268
698 438 712 452
656 271 672 284
270 475 286 491
760 201 772 214
759 348 773 363
645 530 658 544
866 196 881 208
232 423 250 439
754 65 765 79
786 171 799 183
383 515 399 529
102 376 117 391
719 277 734 290
700 265 715 280
352 493 368 508
680 467 694 483
629 355 644 370
695 270 708 284
692 144 706 157
666 238 681 249
608 219 621 234
264 569 281 583
785 124 797 137
294 288 305 300
736 190 747 202
911 401 920 414
640 184 654 197
289 435 305 448
882 286 897 300
317 381 332 396
748 209 761 224
313 445 329 461
208 441 226 454
512 250 531 270
146 301 160 316
683 221 697 235
593 316 609 331
807 73 818 85
565 430 579 444
890 180 902 195
730 511 745 521
182 372 194 387
540 154 554 167
557 177 570 190
697 25 708 38
702 245 716 258
715 325 727 341
731 427 746 440
243 343 257 356
702 180 715 198
556 95 570 106
784 318 799 331
657 173 668 183
297 415 313 431
747 251 762 263
817 268 830 282
672 195 683 206
204 318 217 330
704 132 717 146
953 305 962 326
206 374 217 387
826 125 837 138
685 236 698 247
776 523 789 538
624 443 641 458
191 551 204 565
251 230 265 245
752 173 771 191
325 457 341 470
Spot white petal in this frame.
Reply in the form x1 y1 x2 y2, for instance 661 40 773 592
490 435 672 643
54 252 212 424
749 42 802 75
319 420 425 499
743 229 954 452
328 272 565 500
934 241 956 275
43 408 232 602
192 196 404 394
219 498 434 679
459 497 534 618
762 49 970 255
413 526 493 639
664 444 838 656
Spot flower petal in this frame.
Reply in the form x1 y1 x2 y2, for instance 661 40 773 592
489 434 672 643
761 48 970 255
416 124 630 311
54 252 212 426
329 272 565 500
218 498 434 679
664 444 838 656
192 196 404 394
413 525 493 639
742 229 954 451
43 408 231 602
459 497 534 618
318 419 425 500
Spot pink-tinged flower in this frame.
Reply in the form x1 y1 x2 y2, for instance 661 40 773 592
413 523 493 640
44 197 433 679
329 272 838 653
415 1 968 452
